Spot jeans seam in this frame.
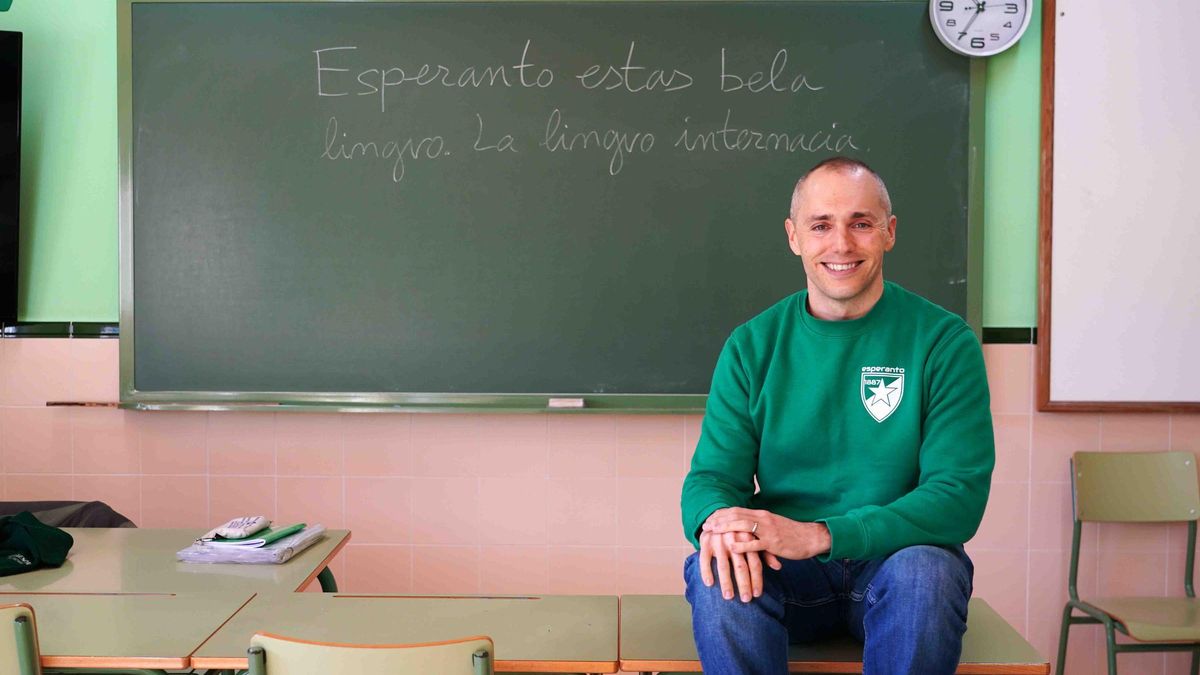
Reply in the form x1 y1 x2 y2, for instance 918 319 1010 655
783 597 838 608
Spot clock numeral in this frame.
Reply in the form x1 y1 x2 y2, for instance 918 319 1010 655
1003 21 1013 28
938 0 954 10
970 37 986 48
946 18 957 26
990 33 1000 40
1005 3 1020 13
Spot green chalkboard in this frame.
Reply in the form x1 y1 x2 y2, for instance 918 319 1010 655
118 0 982 411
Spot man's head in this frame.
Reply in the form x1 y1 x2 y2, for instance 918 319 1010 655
784 157 897 321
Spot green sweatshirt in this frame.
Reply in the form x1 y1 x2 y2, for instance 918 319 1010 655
681 281 994 561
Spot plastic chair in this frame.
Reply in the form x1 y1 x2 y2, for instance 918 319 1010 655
247 632 493 674
0 603 40 675
1056 451 1200 674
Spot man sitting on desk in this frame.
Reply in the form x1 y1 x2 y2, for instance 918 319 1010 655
680 157 994 675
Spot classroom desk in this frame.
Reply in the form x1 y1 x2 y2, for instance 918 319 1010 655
191 593 620 673
619 596 1049 674
0 591 254 671
0 528 350 594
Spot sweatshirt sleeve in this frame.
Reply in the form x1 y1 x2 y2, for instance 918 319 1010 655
819 326 995 560
680 336 760 549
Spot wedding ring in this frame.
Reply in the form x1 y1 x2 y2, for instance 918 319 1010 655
751 521 759 535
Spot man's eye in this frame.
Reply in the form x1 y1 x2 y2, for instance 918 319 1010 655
811 223 830 232
852 221 873 229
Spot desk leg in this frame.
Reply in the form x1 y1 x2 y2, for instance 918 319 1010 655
317 566 339 592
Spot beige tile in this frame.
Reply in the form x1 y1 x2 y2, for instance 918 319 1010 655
1097 522 1170 552
0 407 73 473
0 339 76 406
69 339 120 402
411 477 478 545
1028 617 1094 675
545 547 617 594
683 415 704 473
969 482 1029 550
965 548 1027 634
412 545 480 594
1030 412 1100 482
479 545 550 594
1099 413 1171 453
1170 415 1200 452
991 414 1030 483
73 475 141 525
136 411 207 475
477 477 547 545
345 476 411 545
1166 653 1195 674
72 407 139 474
1027 549 1097 629
618 478 686 547
470 415 547 479
6 474 73 501
1097 550 1167 597
617 546 690 594
983 344 1032 415
342 413 411 476
208 412 276 475
276 413 342 476
547 414 617 478
140 475 208 527
1028 482 1096 551
410 415 481 477
546 478 618 546
1166 547 1193 598
617 416 686 478
1098 650 1162 675
343 545 412 593
209 475 277 522
277 476 344 528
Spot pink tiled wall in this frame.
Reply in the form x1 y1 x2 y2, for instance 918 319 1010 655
2 339 1199 674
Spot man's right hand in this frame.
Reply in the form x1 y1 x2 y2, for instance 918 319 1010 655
698 510 783 603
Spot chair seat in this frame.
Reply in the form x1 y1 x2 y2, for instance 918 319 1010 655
1086 596 1200 642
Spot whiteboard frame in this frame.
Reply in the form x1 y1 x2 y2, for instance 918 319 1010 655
1036 0 1200 412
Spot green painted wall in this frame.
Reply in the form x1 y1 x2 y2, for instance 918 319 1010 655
4 0 117 322
5 0 1040 327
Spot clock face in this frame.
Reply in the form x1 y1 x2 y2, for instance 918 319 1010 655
929 0 1032 57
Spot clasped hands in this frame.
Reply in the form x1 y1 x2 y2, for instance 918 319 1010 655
698 507 832 603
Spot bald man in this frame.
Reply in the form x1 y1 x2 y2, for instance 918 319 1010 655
681 157 994 675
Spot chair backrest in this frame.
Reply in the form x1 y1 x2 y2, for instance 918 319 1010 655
1072 451 1200 522
0 603 41 675
248 632 493 675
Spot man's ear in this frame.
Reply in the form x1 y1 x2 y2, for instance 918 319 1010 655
784 218 803 256
883 215 897 252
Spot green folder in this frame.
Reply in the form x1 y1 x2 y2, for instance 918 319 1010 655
208 523 306 548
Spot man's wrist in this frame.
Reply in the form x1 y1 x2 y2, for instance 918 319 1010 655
814 523 832 556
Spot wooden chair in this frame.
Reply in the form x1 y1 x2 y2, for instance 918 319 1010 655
1057 451 1200 674
0 603 40 675
247 632 493 674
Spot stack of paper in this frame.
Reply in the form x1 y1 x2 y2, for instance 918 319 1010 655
177 524 326 565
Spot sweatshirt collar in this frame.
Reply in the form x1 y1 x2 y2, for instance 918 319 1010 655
798 282 894 338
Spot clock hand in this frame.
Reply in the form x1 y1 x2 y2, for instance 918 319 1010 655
958 4 982 40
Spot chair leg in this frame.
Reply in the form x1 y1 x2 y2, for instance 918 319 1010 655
1055 605 1072 674
1191 648 1199 675
1104 622 1118 675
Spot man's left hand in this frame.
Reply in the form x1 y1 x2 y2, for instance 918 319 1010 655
703 507 832 561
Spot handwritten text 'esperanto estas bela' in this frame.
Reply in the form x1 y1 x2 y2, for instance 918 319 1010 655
313 41 825 113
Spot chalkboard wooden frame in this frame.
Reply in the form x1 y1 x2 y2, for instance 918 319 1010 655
117 0 985 413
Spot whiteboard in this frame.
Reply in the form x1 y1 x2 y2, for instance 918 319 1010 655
1041 0 1200 409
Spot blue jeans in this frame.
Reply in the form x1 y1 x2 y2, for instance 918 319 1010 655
684 545 973 675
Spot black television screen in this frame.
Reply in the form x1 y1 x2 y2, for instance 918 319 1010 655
0 31 19 323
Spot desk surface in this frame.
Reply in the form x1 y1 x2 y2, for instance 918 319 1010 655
0 591 254 670
0 528 350 593
191 593 620 673
619 596 1049 674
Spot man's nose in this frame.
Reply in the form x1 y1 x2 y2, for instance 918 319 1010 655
831 224 854 251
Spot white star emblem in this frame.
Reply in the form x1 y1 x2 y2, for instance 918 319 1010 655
867 378 900 408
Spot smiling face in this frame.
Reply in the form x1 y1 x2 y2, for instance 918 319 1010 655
784 165 897 321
